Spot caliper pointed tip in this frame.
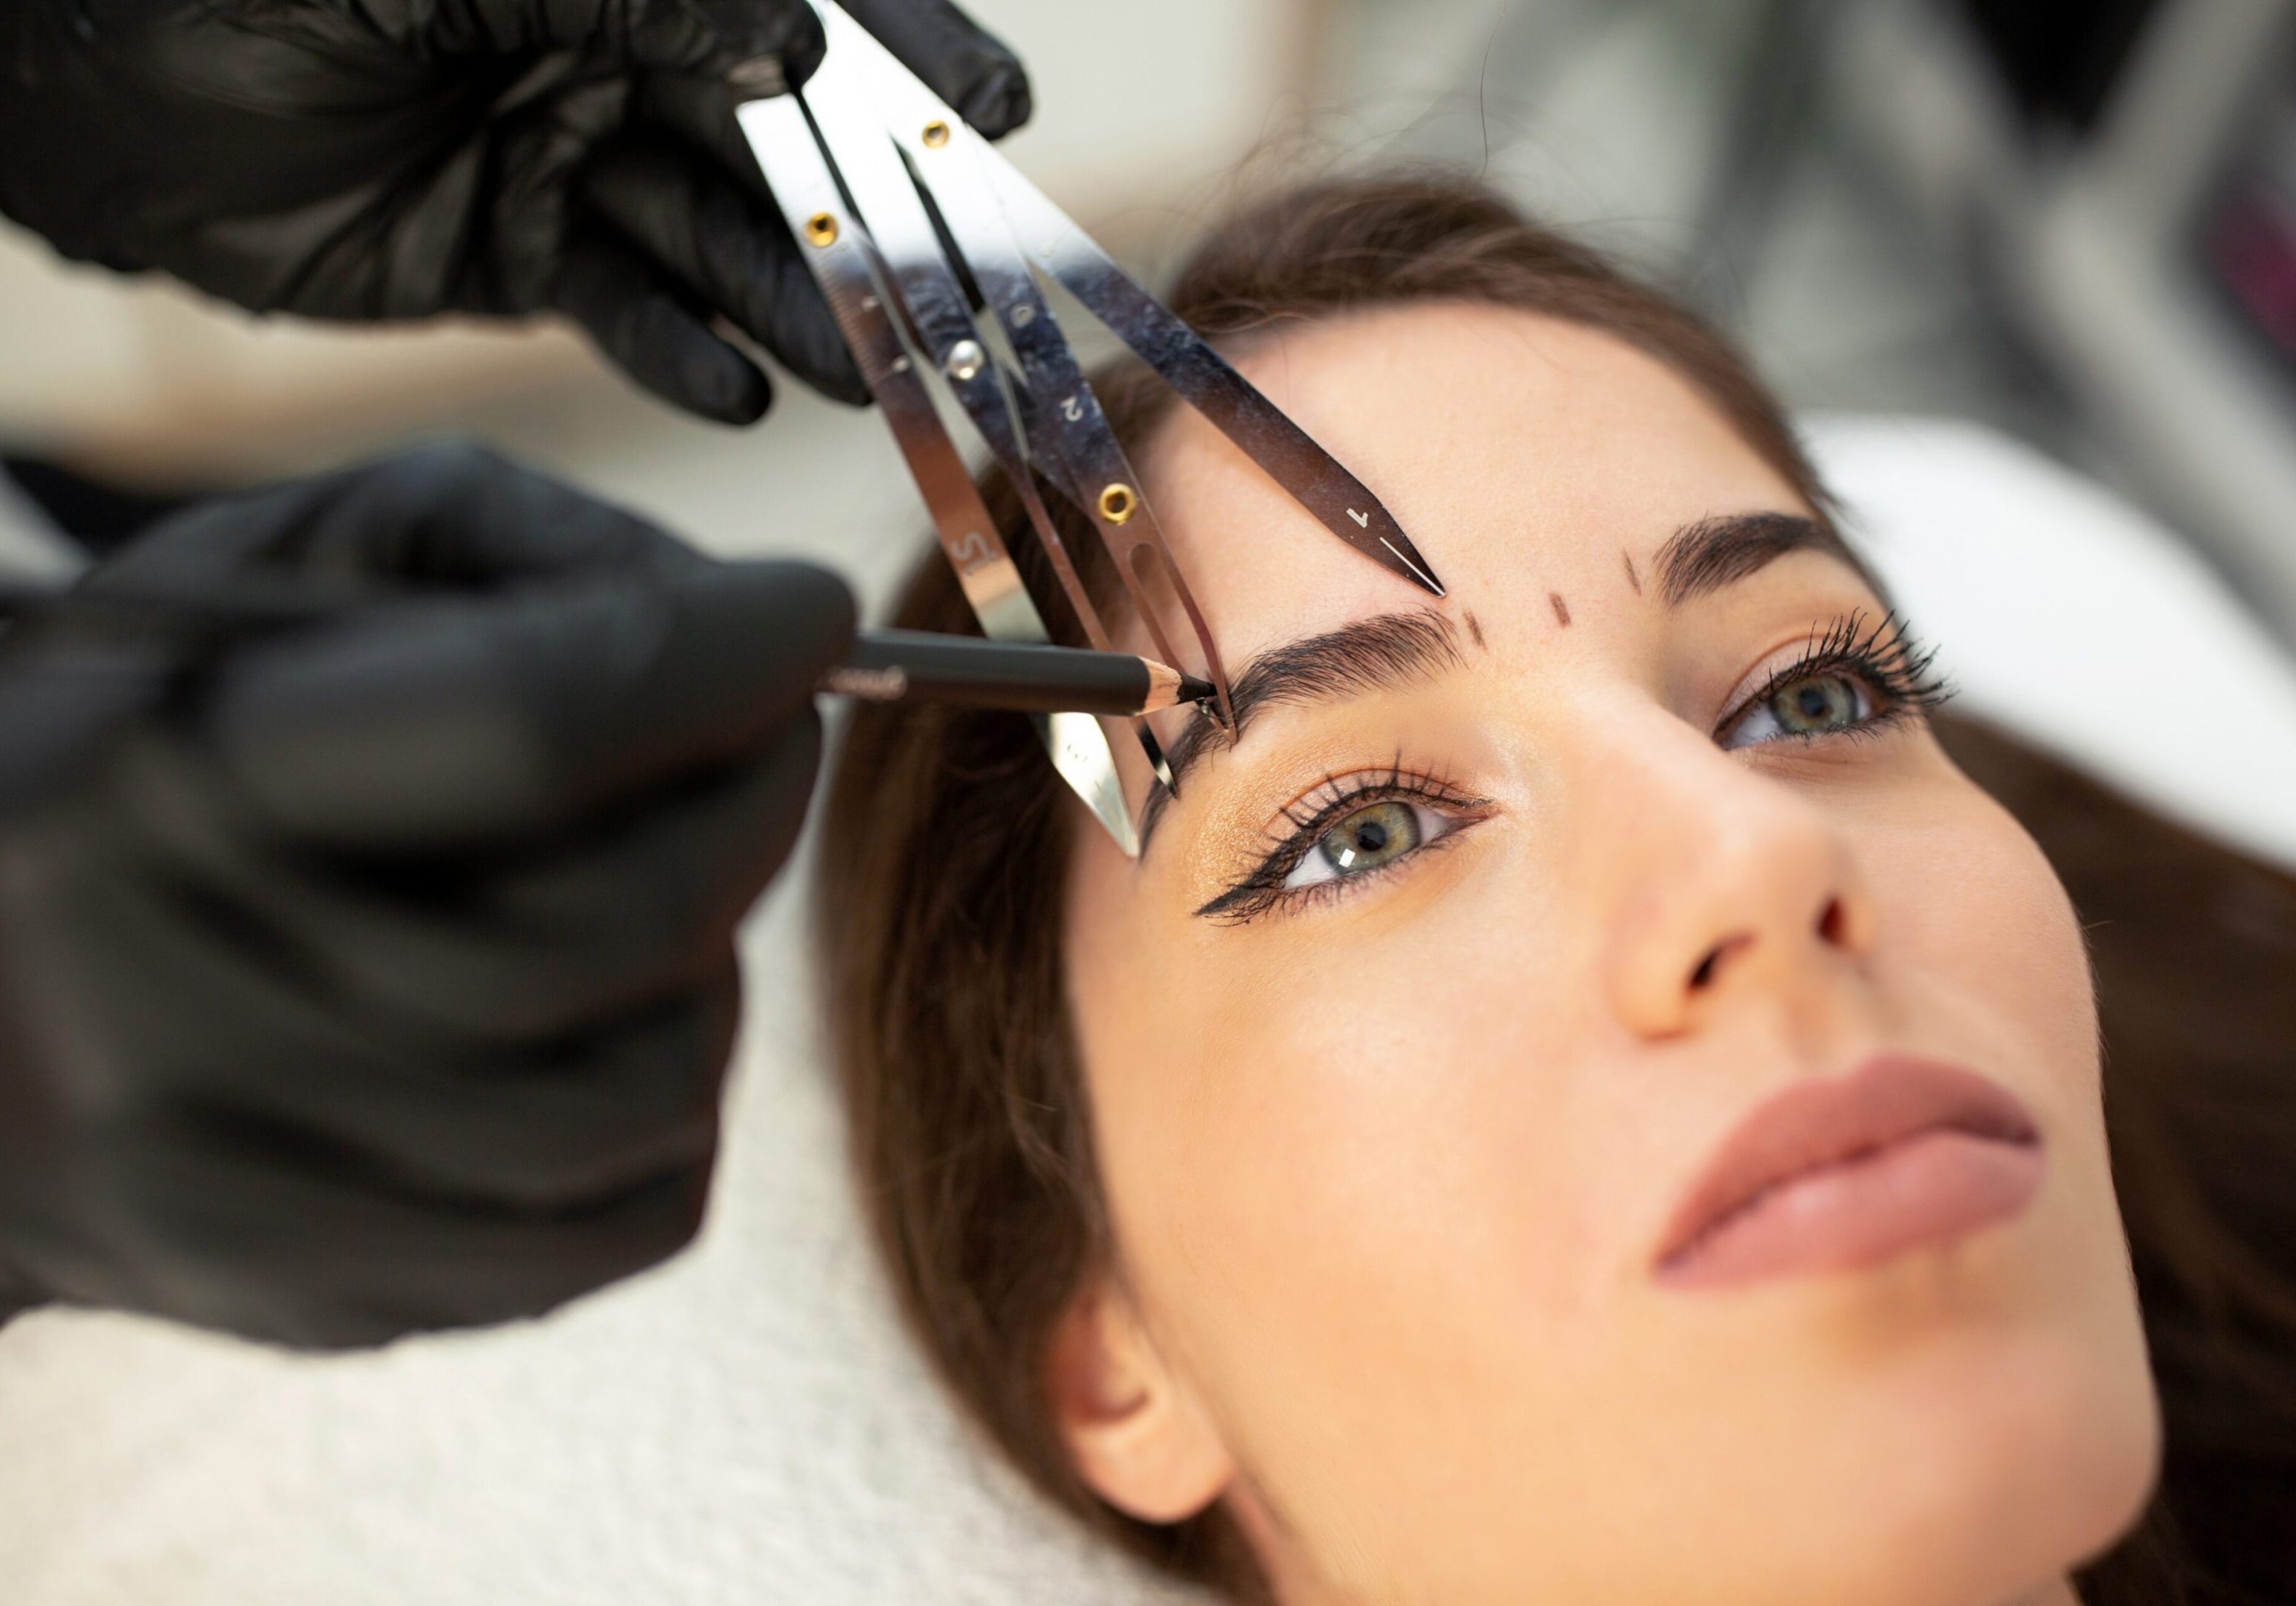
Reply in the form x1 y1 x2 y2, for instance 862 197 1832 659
1380 532 1445 596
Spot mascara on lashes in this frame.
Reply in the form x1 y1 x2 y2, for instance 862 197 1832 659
1717 611 1950 744
1194 762 1494 923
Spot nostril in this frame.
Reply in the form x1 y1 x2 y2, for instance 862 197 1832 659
1816 897 1848 946
1689 950 1720 990
1687 934 1750 992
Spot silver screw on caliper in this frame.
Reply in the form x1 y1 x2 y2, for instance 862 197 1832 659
943 339 987 382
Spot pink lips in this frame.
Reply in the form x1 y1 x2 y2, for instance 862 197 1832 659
1653 1054 2045 1291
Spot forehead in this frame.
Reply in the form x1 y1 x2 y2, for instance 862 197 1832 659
1129 303 1808 660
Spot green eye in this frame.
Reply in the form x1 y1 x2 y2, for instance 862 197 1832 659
1294 799 1422 886
1769 672 1865 733
1716 610 1949 755
1726 666 1873 749
1196 776 1490 923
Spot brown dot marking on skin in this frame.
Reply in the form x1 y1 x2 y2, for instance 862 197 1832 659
1464 610 1487 651
1622 549 1643 595
1550 591 1572 628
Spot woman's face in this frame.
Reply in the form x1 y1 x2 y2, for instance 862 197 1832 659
1057 304 2158 1606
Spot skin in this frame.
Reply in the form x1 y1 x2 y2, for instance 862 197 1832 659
1051 303 2159 1606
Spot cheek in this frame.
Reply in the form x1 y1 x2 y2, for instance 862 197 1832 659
1852 772 2138 1358
1068 839 1596 1394
1868 784 2100 1108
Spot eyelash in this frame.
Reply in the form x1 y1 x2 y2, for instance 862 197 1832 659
1717 610 1952 746
1197 611 1951 926
1192 758 1491 925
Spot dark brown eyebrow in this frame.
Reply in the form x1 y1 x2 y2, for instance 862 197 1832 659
1653 511 1879 607
1141 610 1462 848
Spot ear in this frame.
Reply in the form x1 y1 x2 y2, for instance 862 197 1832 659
1045 1274 1235 1523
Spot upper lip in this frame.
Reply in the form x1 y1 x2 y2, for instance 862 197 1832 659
1652 1054 2042 1272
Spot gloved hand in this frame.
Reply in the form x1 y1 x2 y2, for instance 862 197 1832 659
0 443 855 1347
0 0 1030 424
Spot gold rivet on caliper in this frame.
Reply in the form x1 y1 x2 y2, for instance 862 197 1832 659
803 212 838 248
1098 483 1137 524
921 119 951 148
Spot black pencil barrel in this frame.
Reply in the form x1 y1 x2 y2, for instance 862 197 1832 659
833 629 1155 715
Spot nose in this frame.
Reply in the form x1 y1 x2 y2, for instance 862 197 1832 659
1598 723 1874 1040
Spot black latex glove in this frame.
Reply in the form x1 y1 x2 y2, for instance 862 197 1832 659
0 0 1031 424
0 443 855 1347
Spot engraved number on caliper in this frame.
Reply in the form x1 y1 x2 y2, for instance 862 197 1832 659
952 529 996 571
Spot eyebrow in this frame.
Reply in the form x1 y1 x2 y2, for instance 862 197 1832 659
1141 610 1463 845
1654 511 1877 606
1138 509 1877 849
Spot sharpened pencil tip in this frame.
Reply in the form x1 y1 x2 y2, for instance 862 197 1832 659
1177 674 1217 704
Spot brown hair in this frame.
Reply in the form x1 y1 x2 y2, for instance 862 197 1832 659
813 176 2296 1601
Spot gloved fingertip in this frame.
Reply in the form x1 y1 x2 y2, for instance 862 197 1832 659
758 275 871 407
840 0 1031 141
694 0 823 84
960 62 1034 141
809 352 874 410
774 7 828 91
712 364 775 427
558 233 774 426
677 346 774 427
775 561 860 653
751 559 858 650
676 559 858 676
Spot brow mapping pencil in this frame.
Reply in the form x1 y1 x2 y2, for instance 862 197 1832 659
0 583 1216 717
822 629 1214 715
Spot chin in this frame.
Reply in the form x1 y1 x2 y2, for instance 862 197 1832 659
1806 1288 2162 1606
1623 1208 2161 1606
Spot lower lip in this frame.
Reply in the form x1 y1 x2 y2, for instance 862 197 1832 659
1654 1130 2045 1291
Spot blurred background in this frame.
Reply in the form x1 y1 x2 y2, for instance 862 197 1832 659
3 0 2295 635
5 11 2296 1602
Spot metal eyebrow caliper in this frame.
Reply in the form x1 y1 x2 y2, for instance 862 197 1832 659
734 0 1443 855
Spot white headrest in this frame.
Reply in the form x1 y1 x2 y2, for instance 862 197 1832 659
1807 415 2296 872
